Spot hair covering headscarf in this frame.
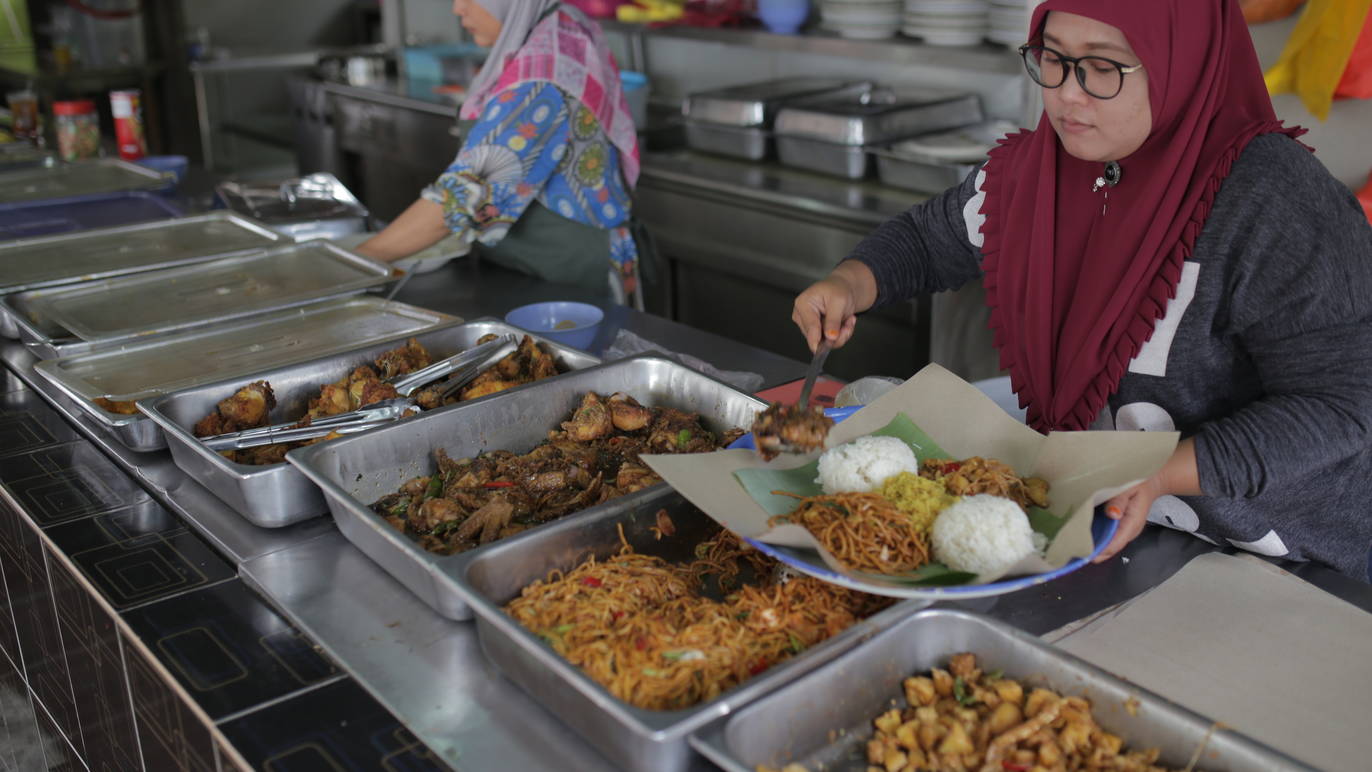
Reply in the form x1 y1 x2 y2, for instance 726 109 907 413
979 0 1306 432
459 0 640 186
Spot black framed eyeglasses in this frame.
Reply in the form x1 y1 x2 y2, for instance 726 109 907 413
1018 44 1144 100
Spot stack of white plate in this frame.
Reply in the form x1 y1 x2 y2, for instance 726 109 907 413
820 0 904 39
901 0 989 46
987 0 1029 47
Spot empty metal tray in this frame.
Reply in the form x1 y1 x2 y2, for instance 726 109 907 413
0 158 174 203
31 297 459 451
11 239 397 347
684 121 771 161
774 85 984 146
285 354 766 621
0 211 286 299
458 491 924 772
691 608 1313 772
138 321 600 528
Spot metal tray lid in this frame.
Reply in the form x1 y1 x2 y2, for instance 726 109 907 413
0 211 287 295
775 85 984 145
0 158 174 203
877 118 1019 163
684 78 864 128
26 239 398 343
34 296 461 402
217 172 369 224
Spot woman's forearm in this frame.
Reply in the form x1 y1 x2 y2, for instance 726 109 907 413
354 199 451 262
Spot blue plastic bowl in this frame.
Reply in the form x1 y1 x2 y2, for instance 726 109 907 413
504 301 604 351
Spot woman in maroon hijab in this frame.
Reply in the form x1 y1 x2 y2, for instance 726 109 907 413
794 0 1372 580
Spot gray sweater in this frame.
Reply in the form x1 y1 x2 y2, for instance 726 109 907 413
850 134 1372 580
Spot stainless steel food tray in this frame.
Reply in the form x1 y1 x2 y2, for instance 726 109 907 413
0 158 174 203
457 491 924 772
684 121 771 160
774 86 984 146
7 239 396 348
31 297 459 451
691 608 1314 772
872 148 977 193
777 136 871 179
139 321 600 528
0 211 286 299
286 354 766 620
684 78 858 127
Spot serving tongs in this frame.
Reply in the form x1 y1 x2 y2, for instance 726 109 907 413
201 335 516 451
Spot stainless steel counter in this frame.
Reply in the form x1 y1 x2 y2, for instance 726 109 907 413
4 258 1371 770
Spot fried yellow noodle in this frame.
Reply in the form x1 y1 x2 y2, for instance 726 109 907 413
504 527 888 711
770 491 931 574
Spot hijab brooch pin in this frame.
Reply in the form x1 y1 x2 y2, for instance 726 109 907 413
1091 160 1122 215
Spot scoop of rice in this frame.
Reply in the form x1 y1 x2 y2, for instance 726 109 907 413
815 436 919 494
931 494 1038 577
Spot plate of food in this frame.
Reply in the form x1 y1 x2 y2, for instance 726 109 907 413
643 364 1176 600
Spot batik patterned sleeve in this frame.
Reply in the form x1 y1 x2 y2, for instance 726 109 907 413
420 81 571 246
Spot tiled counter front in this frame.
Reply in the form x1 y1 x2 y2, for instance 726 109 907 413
0 373 450 771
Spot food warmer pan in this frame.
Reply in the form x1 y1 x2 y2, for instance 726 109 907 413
457 489 926 772
690 608 1313 772
774 85 983 179
139 321 601 528
31 297 459 452
683 78 859 161
286 354 766 621
0 211 286 339
5 239 398 356
0 157 174 204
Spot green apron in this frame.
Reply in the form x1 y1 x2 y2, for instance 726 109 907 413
475 199 613 295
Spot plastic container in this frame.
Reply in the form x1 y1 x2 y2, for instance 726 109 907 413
109 89 146 161
620 71 649 128
53 99 100 161
504 301 604 350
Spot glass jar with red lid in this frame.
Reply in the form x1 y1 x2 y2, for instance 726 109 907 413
54 100 102 161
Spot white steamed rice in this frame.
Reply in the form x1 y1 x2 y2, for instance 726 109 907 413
815 435 919 494
931 494 1039 577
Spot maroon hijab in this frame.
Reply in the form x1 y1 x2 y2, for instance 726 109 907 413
980 0 1305 431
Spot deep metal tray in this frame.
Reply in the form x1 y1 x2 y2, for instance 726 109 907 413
777 135 871 180
457 491 924 772
684 78 858 127
31 298 458 451
684 121 771 161
691 608 1314 772
0 158 174 203
8 239 396 349
139 321 600 528
286 354 766 620
873 149 977 193
774 86 984 146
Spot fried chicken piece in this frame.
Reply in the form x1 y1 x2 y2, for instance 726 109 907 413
413 387 443 411
193 381 275 436
525 335 558 379
750 402 834 461
93 397 138 415
615 462 660 493
417 497 464 531
353 379 399 408
458 378 521 401
607 392 652 432
561 392 613 442
455 495 514 544
374 337 431 380
309 382 353 418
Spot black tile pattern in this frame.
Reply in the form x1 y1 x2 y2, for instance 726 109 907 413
32 701 81 772
123 579 339 720
0 391 81 458
47 544 142 772
0 512 20 665
45 500 234 611
0 503 84 761
1 442 151 528
219 679 451 772
0 656 30 772
124 631 217 772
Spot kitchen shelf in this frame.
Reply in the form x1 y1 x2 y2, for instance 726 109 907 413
601 21 1021 73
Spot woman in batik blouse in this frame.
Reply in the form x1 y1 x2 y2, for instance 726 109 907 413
356 0 643 304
